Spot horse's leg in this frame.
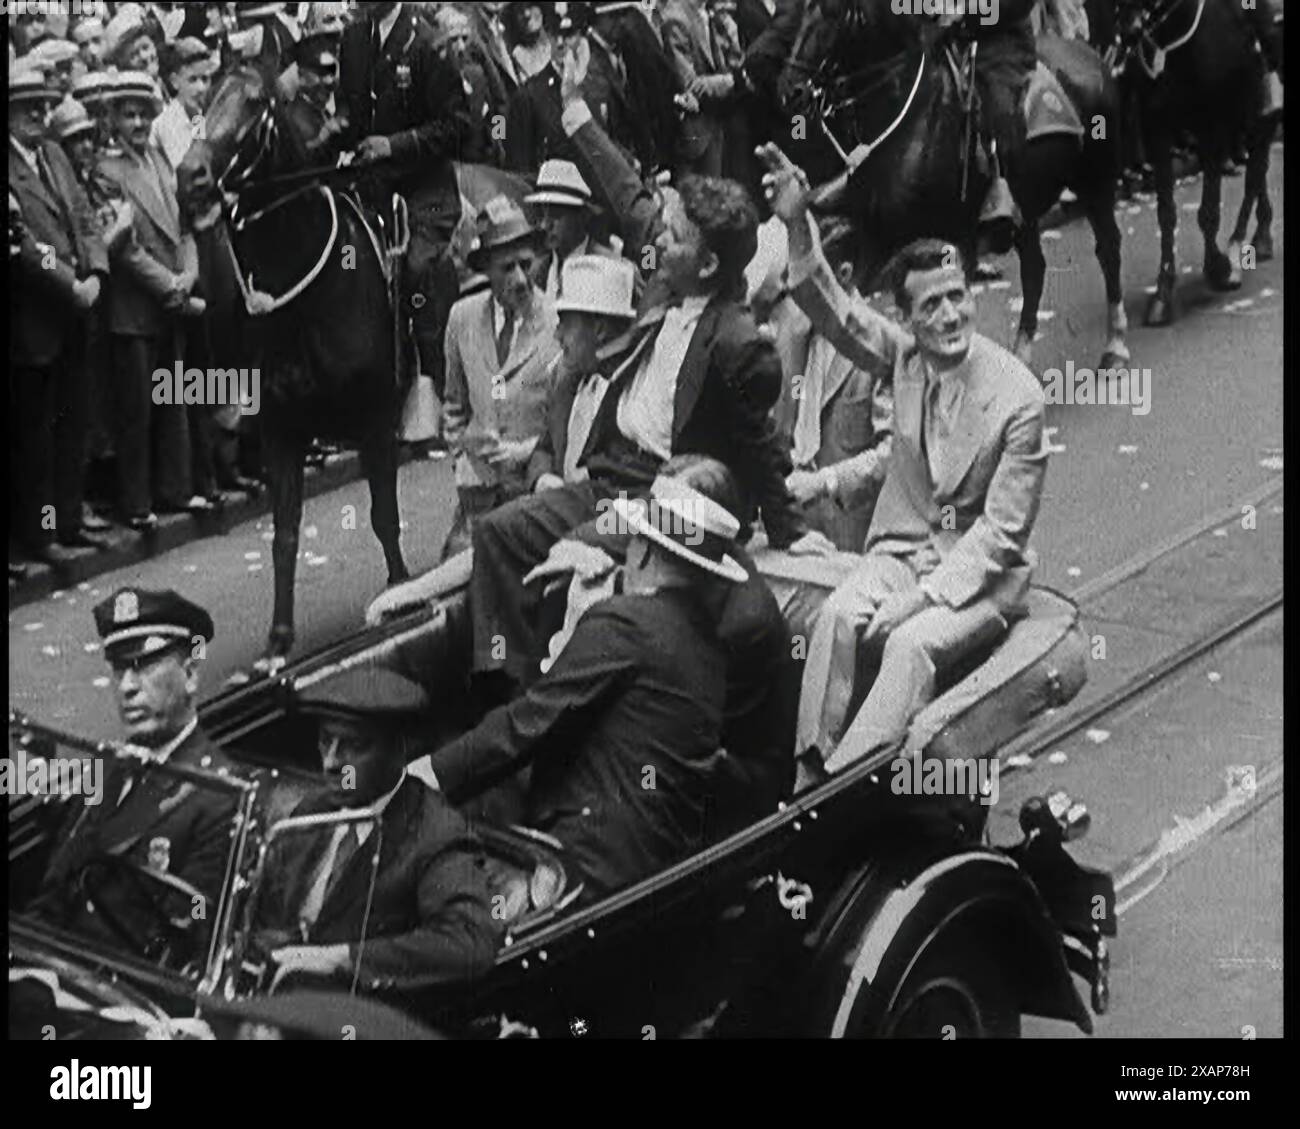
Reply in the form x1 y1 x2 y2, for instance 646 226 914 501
1144 129 1179 326
1247 120 1276 261
262 425 306 668
1199 141 1238 290
359 429 409 586
1082 179 1130 369
1012 219 1044 370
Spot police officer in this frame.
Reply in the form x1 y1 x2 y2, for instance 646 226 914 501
33 589 239 962
337 2 472 384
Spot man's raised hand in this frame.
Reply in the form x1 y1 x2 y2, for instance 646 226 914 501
755 142 811 227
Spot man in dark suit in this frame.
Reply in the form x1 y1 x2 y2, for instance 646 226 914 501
255 667 502 993
33 589 239 962
8 69 111 565
429 465 745 902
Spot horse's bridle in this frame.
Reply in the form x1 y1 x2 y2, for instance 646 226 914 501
1115 0 1208 78
215 100 276 197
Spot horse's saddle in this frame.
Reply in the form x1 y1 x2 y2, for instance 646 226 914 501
1024 61 1086 142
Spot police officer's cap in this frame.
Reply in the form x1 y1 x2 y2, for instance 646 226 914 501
294 33 338 74
93 587 215 665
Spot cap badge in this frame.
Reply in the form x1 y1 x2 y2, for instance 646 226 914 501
147 836 171 874
114 591 140 624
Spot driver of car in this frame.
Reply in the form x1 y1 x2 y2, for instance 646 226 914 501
254 667 502 994
32 588 238 960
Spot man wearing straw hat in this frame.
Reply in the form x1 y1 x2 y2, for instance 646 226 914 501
427 456 747 903
523 156 621 305
440 195 561 559
9 68 111 567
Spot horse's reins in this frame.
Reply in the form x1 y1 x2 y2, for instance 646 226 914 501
816 52 928 169
225 184 341 316
1129 0 1207 79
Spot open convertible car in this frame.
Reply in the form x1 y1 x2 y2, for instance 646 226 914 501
8 547 1115 1039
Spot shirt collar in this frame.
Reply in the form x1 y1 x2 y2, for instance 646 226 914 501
350 772 405 841
673 293 711 320
378 3 403 49
150 717 199 765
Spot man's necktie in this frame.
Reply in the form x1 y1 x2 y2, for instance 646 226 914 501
496 309 516 367
299 824 360 933
35 149 57 197
922 377 942 484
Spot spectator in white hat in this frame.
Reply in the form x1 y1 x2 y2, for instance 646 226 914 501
524 157 622 304
528 254 636 493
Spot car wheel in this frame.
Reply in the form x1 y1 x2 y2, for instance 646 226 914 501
878 943 1021 1039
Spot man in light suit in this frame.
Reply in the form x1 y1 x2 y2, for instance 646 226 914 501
8 69 110 565
441 196 561 559
757 144 1048 781
98 71 206 528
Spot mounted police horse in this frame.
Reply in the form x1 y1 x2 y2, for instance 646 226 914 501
1110 0 1279 324
181 63 411 669
779 0 1129 372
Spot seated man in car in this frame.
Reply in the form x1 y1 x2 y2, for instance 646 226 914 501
33 588 238 961
755 144 1048 786
424 458 754 903
256 667 502 992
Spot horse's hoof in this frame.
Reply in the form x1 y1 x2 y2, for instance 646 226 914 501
1144 294 1174 327
1204 254 1240 291
254 626 293 675
1252 231 1274 262
252 653 288 677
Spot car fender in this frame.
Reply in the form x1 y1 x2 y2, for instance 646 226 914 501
806 847 1093 1036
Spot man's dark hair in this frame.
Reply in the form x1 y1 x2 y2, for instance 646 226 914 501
883 238 969 313
676 175 759 299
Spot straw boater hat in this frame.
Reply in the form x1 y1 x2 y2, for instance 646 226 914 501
467 195 543 271
555 255 637 320
612 476 748 583
105 70 164 112
8 69 62 107
163 36 219 78
525 158 594 210
72 70 117 107
25 38 81 72
51 99 98 144
103 7 152 66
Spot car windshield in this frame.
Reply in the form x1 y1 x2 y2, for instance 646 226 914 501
8 717 253 983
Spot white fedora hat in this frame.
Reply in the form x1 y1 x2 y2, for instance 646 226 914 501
555 255 637 320
525 158 593 209
612 477 748 584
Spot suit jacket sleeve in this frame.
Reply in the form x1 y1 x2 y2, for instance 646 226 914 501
743 0 805 90
787 215 909 377
924 386 1047 608
430 603 641 802
565 111 663 262
718 327 806 548
661 11 705 88
49 146 109 278
525 408 559 488
349 823 500 989
388 44 471 166
16 228 81 306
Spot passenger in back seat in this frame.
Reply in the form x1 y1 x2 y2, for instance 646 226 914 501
424 461 768 903
757 144 1048 785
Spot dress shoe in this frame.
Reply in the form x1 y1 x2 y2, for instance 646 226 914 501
28 543 82 567
59 529 112 550
81 506 111 532
126 512 159 532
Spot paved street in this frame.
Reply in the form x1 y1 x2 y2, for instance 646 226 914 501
8 149 1284 1038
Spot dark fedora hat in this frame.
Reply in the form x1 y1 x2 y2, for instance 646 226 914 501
466 194 542 272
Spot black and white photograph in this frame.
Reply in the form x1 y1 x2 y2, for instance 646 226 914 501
4 0 1284 1078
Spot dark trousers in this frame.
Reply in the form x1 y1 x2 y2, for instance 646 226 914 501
53 332 94 540
10 363 60 552
111 332 192 516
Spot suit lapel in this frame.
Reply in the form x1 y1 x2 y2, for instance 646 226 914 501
932 342 998 497
671 301 721 443
818 346 856 416
9 146 61 222
382 6 416 67
313 782 416 933
116 151 179 243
